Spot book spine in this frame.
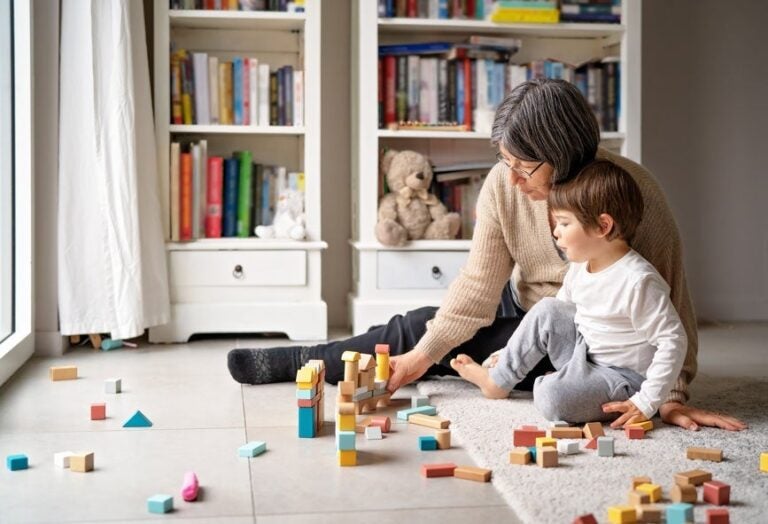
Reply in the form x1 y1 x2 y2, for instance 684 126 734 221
378 58 384 128
396 56 407 122
236 151 253 237
437 58 448 122
293 70 303 126
222 157 239 237
429 58 439 124
419 58 429 123
284 65 293 127
407 55 420 122
242 57 250 125
251 163 263 227
277 67 285 125
192 52 210 125
261 167 273 225
205 156 223 238
180 152 193 241
258 64 270 126
383 55 396 127
249 58 259 125
208 56 219 124
171 53 183 124
170 142 180 241
456 59 464 124
233 58 243 125
463 58 472 128
191 144 201 238
219 62 233 125
199 140 208 238
270 71 278 125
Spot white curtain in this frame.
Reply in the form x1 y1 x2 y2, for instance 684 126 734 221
58 0 170 339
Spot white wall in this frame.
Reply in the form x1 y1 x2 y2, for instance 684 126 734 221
642 0 768 321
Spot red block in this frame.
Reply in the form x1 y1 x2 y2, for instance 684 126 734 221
297 393 321 408
703 480 730 505
625 426 645 439
513 428 546 447
421 463 457 478
585 437 599 450
706 508 730 524
90 403 106 420
374 344 390 354
572 515 598 524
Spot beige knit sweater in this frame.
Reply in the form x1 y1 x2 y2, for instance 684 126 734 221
415 149 698 404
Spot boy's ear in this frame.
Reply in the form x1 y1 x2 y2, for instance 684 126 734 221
597 213 615 238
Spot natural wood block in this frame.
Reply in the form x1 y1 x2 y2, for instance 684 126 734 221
358 353 376 371
632 476 652 489
548 427 583 439
339 380 355 396
341 351 361 362
337 402 356 415
421 463 457 478
607 505 637 524
343 362 359 384
454 465 492 482
583 422 604 439
536 447 558 468
435 429 451 449
70 452 94 472
408 413 450 429
88 334 102 348
628 490 651 505
50 366 77 381
687 446 723 462
509 447 531 465
675 469 712 486
355 416 372 433
671 484 697 503
90 403 106 420
705 508 730 524
703 480 730 506
636 483 662 503
636 504 663 523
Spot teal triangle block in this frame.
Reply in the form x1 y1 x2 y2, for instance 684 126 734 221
123 409 153 428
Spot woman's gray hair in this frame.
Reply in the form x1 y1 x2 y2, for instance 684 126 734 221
491 79 600 183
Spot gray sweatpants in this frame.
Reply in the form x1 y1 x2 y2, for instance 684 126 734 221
489 297 645 424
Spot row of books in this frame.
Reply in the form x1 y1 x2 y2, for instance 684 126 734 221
560 0 621 24
433 163 488 239
169 139 304 241
378 0 495 20
171 49 303 127
378 46 620 132
170 0 304 11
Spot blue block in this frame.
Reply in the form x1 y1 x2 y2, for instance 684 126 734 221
147 494 173 514
396 405 437 421
6 454 28 471
528 446 537 462
419 436 438 451
597 436 614 457
298 406 316 438
336 431 356 451
296 387 316 400
238 441 267 457
666 503 693 524
123 409 152 428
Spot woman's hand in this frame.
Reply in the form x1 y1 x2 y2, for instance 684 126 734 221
602 400 648 428
659 401 747 431
386 351 433 393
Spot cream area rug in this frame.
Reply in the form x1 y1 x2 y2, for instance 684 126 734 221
417 375 768 523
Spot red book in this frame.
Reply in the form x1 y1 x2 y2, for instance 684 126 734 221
180 152 193 241
463 58 472 128
407 0 417 17
205 156 224 238
384 55 396 127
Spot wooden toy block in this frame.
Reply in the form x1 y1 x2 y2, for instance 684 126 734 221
411 395 430 408
147 494 173 514
50 365 77 381
341 350 361 362
105 378 121 394
238 441 266 457
337 414 356 432
89 334 103 349
513 427 546 447
298 406 316 438
296 387 316 400
339 380 355 396
585 437 598 450
548 427 583 439
355 416 373 433
295 366 317 386
557 440 580 455
336 431 357 451
628 420 653 432
435 429 451 449
54 451 74 469
343 362 359 385
123 409 152 428
528 446 537 462
70 452 94 472
181 471 199 502
358 353 376 371
670 484 697 503
607 505 636 524
421 463 457 478
365 425 383 440
337 402 356 415
509 447 531 465
583 422 604 439
706 508 730 524
597 436 615 457
396 405 437 421
675 468 712 486
337 450 357 466
666 503 693 524
297 396 320 408
550 420 569 427
369 415 391 433
6 454 28 471
703 480 730 505
537 447 558 468
358 370 372 391
761 452 768 472
636 504 662 523
408 413 450 429
375 349 390 381
625 426 645 439
632 476 652 489
354 385 371 398
419 435 439 451
535 436 557 449
572 514 598 524
454 465 492 482
628 490 651 506
375 344 390 354
687 446 723 462
90 403 106 421
636 483 662 503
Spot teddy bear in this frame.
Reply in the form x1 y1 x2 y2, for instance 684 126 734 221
375 149 461 247
254 188 306 240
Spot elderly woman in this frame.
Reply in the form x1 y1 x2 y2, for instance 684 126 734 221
228 79 745 432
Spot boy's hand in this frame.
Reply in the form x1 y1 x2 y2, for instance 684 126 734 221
659 401 747 432
386 351 432 393
602 400 648 428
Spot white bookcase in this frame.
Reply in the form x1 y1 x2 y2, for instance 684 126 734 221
150 2 327 343
349 1 641 334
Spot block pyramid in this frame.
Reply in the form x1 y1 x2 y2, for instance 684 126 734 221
123 409 152 428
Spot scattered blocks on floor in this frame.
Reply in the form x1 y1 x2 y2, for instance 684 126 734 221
761 452 768 472
625 426 644 439
408 413 450 429
181 471 199 502
123 409 152 428
90 402 106 420
454 465 492 482
636 483 662 503
374 344 390 381
703 480 731 505
298 406 317 438
607 505 636 524
6 454 28 471
238 441 266 458
627 490 650 506
675 468 712 486
509 447 532 465
104 378 121 394
435 429 451 449
627 420 653 432
365 425 383 440
557 440 580 455
336 431 357 451
369 415 391 433
411 395 429 408
537 447 558 468
666 503 694 524
396 405 437 421
336 414 356 432
54 451 74 469
687 446 723 462
528 446 538 462
670 483 697 503
585 437 599 450
572 514 597 524
636 504 663 523
70 452 94 473
548 427 583 439
706 508 730 524
632 476 652 489
513 426 546 447
597 436 615 457
550 420 569 427
535 436 557 449
419 435 438 451
147 494 173 514
583 422 604 439
421 462 457 478
50 365 77 381
337 450 357 467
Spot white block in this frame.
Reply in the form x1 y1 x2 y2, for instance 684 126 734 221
374 380 387 390
54 451 75 468
365 426 383 440
557 440 580 455
411 395 429 409
105 378 121 394
549 420 569 428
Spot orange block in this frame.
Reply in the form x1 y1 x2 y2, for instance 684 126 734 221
625 426 645 439
421 463 457 478
90 403 106 420
454 465 491 482
513 427 546 447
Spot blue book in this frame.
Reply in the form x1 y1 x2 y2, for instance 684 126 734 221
378 42 454 56
456 62 465 125
438 0 449 18
223 157 239 237
233 58 243 125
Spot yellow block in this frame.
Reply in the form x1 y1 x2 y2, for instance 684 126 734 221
296 381 314 390
337 414 356 432
628 420 653 432
338 450 356 467
341 351 361 362
607 505 637 524
636 483 662 503
50 366 77 381
375 354 390 381
761 452 768 472
535 437 557 449
295 367 317 385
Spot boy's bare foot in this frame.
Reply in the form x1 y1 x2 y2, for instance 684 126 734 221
450 354 510 399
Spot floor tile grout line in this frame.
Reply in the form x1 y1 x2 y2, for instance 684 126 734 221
250 503 514 518
240 383 258 523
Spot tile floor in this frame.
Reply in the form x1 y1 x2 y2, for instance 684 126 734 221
0 322 765 523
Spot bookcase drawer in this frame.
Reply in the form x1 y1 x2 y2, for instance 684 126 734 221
377 250 468 289
170 250 307 287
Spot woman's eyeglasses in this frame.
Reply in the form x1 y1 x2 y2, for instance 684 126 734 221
495 152 544 180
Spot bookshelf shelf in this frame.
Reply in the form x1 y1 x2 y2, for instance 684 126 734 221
169 124 305 135
352 240 473 252
378 130 626 141
169 10 305 31
378 17 624 38
167 239 327 252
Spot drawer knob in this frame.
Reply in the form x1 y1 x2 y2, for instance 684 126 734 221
431 266 442 280
233 264 244 279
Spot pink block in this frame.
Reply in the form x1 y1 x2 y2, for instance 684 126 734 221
370 415 391 433
181 471 199 502
703 480 730 506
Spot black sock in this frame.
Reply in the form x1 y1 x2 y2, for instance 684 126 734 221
227 346 312 385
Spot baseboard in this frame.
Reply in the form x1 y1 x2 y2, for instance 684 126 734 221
34 330 67 356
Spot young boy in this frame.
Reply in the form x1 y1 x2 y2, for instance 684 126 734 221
450 160 687 425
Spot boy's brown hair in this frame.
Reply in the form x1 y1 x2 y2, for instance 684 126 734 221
548 159 644 243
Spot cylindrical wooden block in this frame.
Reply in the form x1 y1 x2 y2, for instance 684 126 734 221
337 402 356 415
375 353 390 381
435 429 451 449
344 361 359 385
671 484 697 503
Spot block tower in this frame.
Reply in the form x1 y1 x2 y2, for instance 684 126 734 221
337 351 360 466
296 359 325 438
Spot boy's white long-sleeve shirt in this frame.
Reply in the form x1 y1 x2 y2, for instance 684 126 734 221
556 249 687 418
